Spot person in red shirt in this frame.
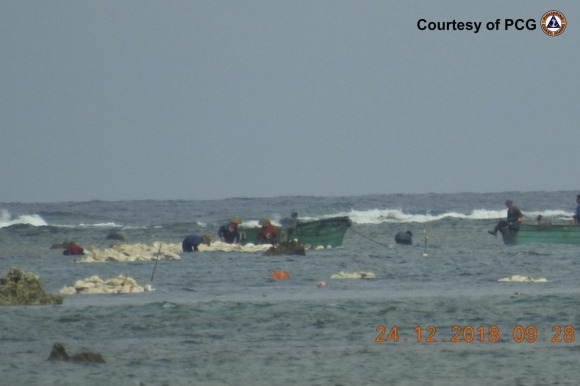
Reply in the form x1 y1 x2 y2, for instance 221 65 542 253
63 242 84 255
256 218 277 245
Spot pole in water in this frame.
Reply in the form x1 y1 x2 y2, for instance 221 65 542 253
422 230 428 256
150 242 163 282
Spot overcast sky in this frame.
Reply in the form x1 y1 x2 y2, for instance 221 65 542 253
1 1 578 203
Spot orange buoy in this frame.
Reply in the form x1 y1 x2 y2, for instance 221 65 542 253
271 270 290 280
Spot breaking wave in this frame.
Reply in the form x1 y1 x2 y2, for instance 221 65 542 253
0 209 48 228
316 208 573 225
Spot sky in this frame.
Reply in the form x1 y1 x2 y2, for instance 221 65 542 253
1 1 578 203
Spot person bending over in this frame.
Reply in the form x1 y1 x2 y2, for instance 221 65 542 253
182 234 211 252
218 216 241 244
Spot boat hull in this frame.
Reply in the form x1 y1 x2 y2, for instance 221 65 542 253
240 216 352 248
501 224 580 245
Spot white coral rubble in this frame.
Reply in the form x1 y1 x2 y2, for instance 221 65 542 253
75 241 271 263
498 275 547 283
60 275 153 295
330 271 375 279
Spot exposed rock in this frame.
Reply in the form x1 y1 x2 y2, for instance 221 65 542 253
0 267 63 305
48 343 105 363
263 240 306 256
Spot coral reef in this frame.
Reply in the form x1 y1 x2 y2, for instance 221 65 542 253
0 268 63 305
48 343 105 363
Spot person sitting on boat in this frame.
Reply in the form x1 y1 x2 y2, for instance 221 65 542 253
182 234 211 252
394 231 413 245
63 242 84 255
218 216 241 244
256 218 277 245
573 195 580 224
488 200 523 236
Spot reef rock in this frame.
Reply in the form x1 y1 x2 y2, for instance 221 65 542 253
0 267 63 305
263 240 306 256
48 343 105 363
60 274 153 295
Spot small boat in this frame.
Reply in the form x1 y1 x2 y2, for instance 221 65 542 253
240 216 352 248
500 224 580 245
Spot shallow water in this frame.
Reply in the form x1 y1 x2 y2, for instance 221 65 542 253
1 192 580 385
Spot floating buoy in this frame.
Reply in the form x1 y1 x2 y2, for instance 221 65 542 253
271 270 290 280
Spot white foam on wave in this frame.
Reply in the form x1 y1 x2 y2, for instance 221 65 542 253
78 222 124 228
0 209 48 228
339 208 509 224
303 208 575 225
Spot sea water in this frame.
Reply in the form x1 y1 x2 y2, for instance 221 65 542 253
1 191 580 385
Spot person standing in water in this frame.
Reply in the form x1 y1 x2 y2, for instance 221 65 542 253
256 218 277 245
218 216 241 244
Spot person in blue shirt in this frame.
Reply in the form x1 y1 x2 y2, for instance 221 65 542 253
488 200 523 236
573 195 580 224
218 216 241 243
182 234 211 252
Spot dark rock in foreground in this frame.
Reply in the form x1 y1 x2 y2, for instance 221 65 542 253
0 267 63 305
48 343 106 363
263 240 306 256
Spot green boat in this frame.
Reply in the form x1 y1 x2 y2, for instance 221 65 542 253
239 216 352 248
501 224 580 245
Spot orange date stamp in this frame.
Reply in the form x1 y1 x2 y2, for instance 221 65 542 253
375 325 575 343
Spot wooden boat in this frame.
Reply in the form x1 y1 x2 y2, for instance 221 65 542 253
239 216 352 248
500 224 580 245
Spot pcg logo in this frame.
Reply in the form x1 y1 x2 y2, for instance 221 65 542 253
541 10 566 36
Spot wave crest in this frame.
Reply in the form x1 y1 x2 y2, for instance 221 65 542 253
0 209 48 228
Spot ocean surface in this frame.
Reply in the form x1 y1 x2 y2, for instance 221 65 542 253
1 191 580 386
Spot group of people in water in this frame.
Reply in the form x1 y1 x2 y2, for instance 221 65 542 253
183 212 415 252
182 215 283 252
60 196 580 255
